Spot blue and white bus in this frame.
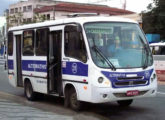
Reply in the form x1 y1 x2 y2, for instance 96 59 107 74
7 16 157 111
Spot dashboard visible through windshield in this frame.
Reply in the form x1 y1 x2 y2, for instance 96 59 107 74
84 22 153 69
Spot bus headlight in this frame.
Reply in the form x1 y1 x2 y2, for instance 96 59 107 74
151 73 157 82
153 73 156 79
98 77 104 83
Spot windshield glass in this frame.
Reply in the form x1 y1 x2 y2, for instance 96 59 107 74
84 22 153 69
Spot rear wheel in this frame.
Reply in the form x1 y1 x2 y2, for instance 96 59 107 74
117 99 133 107
24 80 36 101
69 88 82 111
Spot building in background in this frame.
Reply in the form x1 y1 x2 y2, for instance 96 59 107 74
34 2 134 20
8 0 60 27
8 0 134 27
116 13 142 27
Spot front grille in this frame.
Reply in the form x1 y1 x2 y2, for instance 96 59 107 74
118 76 143 80
113 90 148 98
114 80 148 87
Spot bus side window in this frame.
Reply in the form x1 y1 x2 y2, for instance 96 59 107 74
151 46 165 55
23 30 34 56
8 32 13 56
160 46 165 55
36 28 48 56
64 25 87 62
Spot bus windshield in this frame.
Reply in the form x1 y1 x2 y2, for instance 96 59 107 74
84 22 153 69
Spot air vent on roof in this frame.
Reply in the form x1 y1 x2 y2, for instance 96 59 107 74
67 13 98 17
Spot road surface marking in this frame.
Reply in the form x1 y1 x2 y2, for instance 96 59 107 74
157 92 165 95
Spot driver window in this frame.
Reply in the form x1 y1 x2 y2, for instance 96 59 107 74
23 30 34 56
64 25 87 62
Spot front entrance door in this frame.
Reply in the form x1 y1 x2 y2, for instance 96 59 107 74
48 30 62 94
15 35 23 87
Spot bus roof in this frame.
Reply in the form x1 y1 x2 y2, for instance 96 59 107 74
149 42 165 47
8 16 138 31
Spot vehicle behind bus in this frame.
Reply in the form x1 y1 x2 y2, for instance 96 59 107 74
150 42 165 81
7 16 157 111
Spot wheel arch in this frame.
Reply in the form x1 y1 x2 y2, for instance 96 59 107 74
24 77 34 91
64 83 79 99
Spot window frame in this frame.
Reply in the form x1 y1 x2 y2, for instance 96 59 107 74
23 6 26 12
35 28 49 56
8 32 14 56
22 30 35 56
64 25 87 63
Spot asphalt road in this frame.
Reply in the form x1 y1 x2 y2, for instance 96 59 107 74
0 66 165 120
0 65 24 96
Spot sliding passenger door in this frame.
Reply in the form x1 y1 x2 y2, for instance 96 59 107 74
48 26 63 94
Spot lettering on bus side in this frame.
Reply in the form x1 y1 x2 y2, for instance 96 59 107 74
28 64 47 70
37 80 47 84
22 60 47 72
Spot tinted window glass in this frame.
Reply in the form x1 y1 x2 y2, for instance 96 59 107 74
23 30 34 56
8 32 13 56
151 46 165 55
64 25 87 62
36 28 48 56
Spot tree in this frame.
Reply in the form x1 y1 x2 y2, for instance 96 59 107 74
142 0 165 40
33 13 47 23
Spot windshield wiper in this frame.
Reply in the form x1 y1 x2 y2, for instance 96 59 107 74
139 35 148 69
92 45 116 71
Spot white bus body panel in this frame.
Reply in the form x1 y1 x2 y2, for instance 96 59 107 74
8 56 16 87
21 56 48 94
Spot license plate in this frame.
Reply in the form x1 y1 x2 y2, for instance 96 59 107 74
126 90 139 96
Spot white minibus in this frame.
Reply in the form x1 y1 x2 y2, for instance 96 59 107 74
7 16 157 111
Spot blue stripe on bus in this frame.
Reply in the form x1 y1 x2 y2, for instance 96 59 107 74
8 60 88 76
8 59 47 72
8 59 14 70
62 62 88 77
101 69 153 88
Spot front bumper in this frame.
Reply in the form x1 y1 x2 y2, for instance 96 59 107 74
90 81 157 103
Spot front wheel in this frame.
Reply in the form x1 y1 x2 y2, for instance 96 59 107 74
69 88 82 111
117 99 133 107
24 81 36 101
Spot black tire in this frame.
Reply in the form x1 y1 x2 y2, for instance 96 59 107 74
117 99 133 107
64 90 69 108
24 81 36 101
69 88 82 111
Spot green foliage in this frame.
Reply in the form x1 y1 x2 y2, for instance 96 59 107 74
142 0 165 40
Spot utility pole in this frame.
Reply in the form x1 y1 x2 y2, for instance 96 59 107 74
122 0 126 10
